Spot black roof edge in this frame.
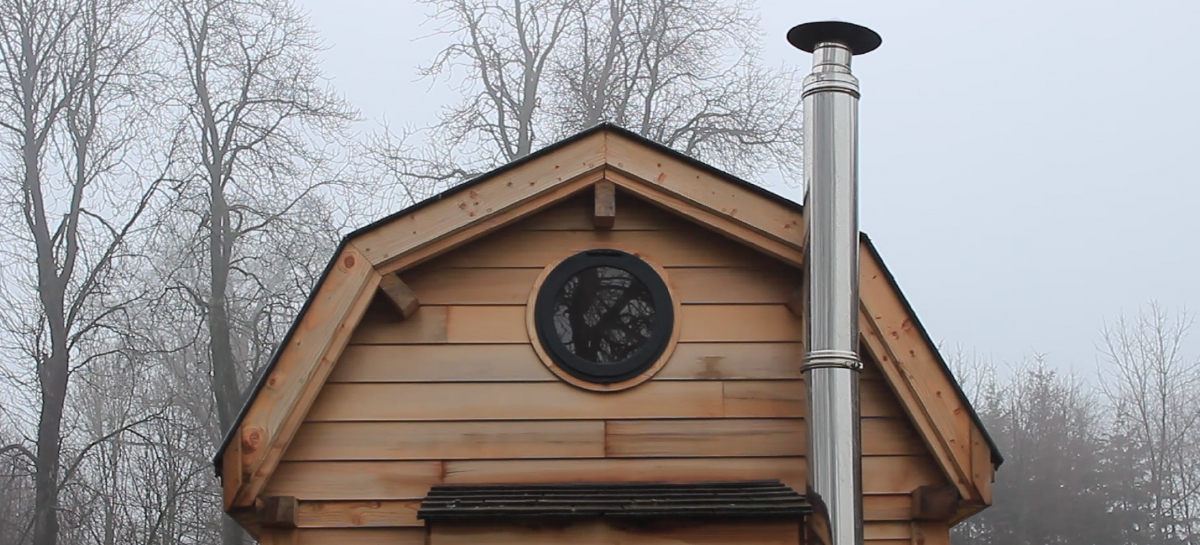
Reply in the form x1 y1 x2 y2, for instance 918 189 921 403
861 233 1004 468
213 122 1001 475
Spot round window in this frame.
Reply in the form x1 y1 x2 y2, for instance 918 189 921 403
533 250 675 384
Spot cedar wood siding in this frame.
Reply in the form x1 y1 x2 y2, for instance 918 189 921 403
259 193 947 545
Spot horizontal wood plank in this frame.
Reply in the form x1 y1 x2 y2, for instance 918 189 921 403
309 380 904 421
400 266 794 306
290 496 911 528
605 419 923 458
297 500 422 528
679 305 802 342
292 528 425 545
351 305 802 345
865 495 913 521
307 382 723 421
723 381 906 418
606 419 803 458
428 229 779 269
331 342 814 383
266 456 941 502
352 131 605 268
331 344 551 382
513 192 691 231
430 520 800 545
445 457 806 491
263 461 443 500
865 522 912 540
284 421 605 461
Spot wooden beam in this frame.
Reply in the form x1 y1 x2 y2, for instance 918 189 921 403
379 273 420 319
859 242 978 501
604 169 804 268
910 485 960 521
257 496 298 528
353 132 606 269
222 425 243 510
233 245 381 507
785 284 804 317
593 180 616 229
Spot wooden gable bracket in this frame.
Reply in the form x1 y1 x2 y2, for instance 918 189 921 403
911 485 960 521
256 495 298 528
593 179 616 229
379 273 420 320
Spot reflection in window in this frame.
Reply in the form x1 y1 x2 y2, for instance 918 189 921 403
552 266 655 364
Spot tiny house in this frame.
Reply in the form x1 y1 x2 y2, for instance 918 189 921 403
214 22 999 545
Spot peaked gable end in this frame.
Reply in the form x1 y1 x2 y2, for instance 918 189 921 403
215 125 998 530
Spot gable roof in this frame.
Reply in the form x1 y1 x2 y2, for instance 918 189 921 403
214 123 1000 515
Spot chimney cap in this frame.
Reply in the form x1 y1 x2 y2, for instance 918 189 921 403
787 21 881 55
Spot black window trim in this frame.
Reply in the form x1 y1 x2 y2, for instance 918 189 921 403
533 249 674 384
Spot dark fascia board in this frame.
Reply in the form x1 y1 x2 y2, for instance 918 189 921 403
212 122 1002 472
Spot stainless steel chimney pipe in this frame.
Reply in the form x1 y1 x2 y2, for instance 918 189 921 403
788 21 881 545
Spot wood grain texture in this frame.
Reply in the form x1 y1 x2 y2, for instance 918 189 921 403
593 180 616 228
281 417 920 462
287 528 426 545
308 379 906 421
860 243 976 499
606 419 803 457
351 305 803 345
866 522 912 540
430 520 800 545
604 169 804 268
514 191 691 231
306 382 723 421
263 461 443 500
296 500 422 528
233 246 381 507
604 133 805 248
284 421 605 461
374 171 607 275
911 521 950 545
378 274 420 319
428 228 778 269
659 343 803 380
352 131 605 268
330 344 553 382
284 485 910 527
400 266 794 306
722 381 905 418
329 343 810 383
679 305 802 342
264 456 941 502
971 424 994 505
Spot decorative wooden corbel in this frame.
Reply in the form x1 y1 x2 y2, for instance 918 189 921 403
911 485 961 521
379 273 420 320
256 495 298 528
593 180 616 229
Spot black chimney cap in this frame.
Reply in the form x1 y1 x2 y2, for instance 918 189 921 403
787 21 882 55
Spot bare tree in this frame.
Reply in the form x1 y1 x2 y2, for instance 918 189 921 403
952 359 1121 545
156 0 357 542
1099 303 1200 545
0 0 162 543
375 0 802 196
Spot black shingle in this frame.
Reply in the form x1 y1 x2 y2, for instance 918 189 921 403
417 479 811 521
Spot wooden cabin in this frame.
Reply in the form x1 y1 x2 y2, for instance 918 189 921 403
214 125 1000 545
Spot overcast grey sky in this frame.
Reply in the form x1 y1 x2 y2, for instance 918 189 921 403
297 0 1199 372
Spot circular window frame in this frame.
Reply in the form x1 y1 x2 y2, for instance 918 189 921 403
526 249 680 392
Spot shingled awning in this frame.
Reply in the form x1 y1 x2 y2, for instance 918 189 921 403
417 480 811 521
